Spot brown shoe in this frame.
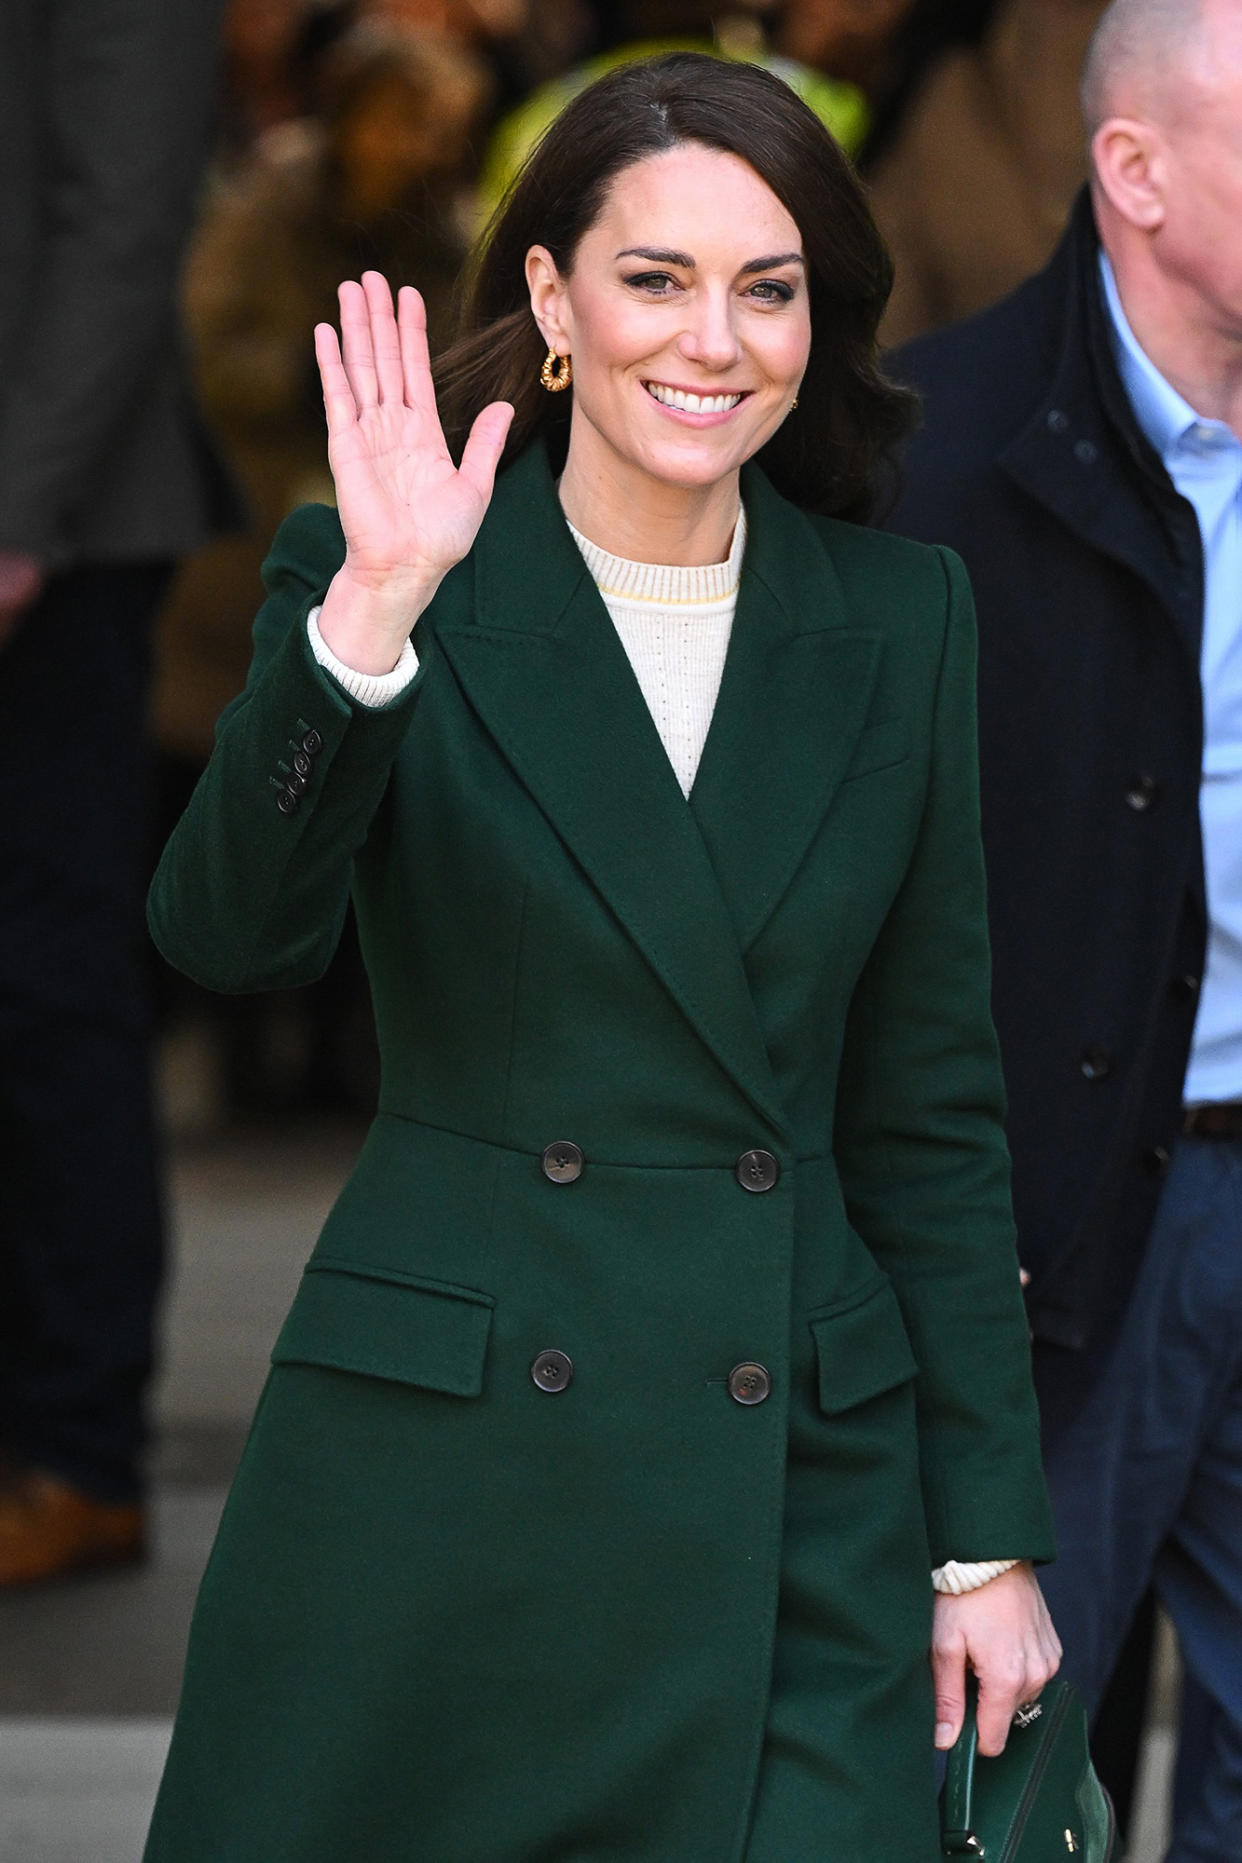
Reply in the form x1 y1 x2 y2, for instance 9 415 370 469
0 1468 146 1586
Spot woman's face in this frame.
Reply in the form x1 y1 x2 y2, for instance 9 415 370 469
525 144 811 498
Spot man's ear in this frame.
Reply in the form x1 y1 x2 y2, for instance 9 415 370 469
525 245 572 352
1092 116 1168 231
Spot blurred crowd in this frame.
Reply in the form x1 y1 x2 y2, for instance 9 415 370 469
155 0 1109 1122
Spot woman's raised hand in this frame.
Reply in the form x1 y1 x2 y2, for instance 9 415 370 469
313 272 513 675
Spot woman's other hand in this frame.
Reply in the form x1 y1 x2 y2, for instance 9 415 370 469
313 272 513 675
931 1561 1062 1755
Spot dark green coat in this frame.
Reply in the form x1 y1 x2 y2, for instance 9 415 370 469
145 442 1054 1862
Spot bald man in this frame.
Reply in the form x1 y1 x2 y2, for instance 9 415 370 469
886 1 1242 1854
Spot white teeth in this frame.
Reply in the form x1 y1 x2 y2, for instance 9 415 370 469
645 383 743 413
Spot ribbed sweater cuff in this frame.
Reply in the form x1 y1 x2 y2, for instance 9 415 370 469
306 604 418 708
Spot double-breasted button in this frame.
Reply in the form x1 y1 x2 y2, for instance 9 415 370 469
1143 1144 1171 1177
1126 773 1159 812
276 789 300 815
728 1362 771 1406
531 1348 573 1392
736 1149 780 1193
301 728 323 757
1170 973 1201 1003
541 1141 583 1184
1080 1047 1112 1081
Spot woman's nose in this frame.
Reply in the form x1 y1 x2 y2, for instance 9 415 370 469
677 294 743 370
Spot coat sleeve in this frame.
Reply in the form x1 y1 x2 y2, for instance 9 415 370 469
147 503 425 993
832 546 1055 1570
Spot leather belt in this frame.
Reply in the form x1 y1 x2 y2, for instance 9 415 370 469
1181 1102 1242 1141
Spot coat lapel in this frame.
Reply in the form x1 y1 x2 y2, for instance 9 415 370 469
689 468 882 951
998 196 1204 667
434 445 789 1135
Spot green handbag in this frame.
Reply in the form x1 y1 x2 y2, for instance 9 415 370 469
940 1677 1117 1860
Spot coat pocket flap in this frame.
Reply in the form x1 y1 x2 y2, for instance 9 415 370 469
810 1279 919 1414
271 1259 494 1397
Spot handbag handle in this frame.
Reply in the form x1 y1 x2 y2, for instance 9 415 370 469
940 1678 985 1855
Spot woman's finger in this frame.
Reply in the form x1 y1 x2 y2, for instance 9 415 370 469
361 272 404 407
314 323 357 439
975 1658 1030 1757
457 401 515 508
338 279 379 411
396 285 435 415
931 1627 969 1752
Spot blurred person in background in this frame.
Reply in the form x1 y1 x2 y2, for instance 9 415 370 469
0 0 240 1585
364 0 526 44
476 0 870 221
775 0 921 91
887 1 1242 1853
218 0 355 170
867 0 1107 346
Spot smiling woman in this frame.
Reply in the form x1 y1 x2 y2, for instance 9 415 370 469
436 53 915 527
143 48 1059 1863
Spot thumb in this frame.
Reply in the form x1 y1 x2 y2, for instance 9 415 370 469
458 400 515 505
933 1645 968 1751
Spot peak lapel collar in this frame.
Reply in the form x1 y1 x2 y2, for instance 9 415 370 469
435 444 788 1136
689 467 882 951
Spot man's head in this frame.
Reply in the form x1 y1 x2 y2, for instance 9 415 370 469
1082 0 1242 346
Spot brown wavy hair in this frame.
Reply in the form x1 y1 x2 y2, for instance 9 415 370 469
434 52 915 522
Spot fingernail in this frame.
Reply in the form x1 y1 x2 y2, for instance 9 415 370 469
935 1722 955 1748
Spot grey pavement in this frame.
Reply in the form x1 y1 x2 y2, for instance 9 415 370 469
0 1106 1178 1860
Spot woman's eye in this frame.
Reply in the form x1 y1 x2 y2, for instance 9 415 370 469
747 279 795 303
622 271 679 294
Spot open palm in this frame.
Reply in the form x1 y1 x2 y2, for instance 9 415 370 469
315 272 513 593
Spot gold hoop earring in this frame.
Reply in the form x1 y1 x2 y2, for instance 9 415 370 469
540 348 572 392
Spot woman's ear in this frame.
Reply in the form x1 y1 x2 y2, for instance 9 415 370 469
525 245 572 352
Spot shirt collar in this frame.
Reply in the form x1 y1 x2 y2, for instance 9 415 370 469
1098 250 1202 461
1099 250 1240 468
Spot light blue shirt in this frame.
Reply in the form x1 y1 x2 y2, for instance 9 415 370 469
1101 253 1242 1103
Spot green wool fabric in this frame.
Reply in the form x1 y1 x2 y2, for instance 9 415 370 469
144 442 1053 1862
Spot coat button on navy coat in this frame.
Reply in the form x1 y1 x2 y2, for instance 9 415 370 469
531 1349 573 1393
541 1141 583 1184
735 1148 780 1193
1080 1047 1112 1081
1126 773 1159 811
728 1363 772 1405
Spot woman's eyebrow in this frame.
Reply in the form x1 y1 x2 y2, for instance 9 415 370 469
614 246 804 274
615 246 695 266
739 252 804 275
